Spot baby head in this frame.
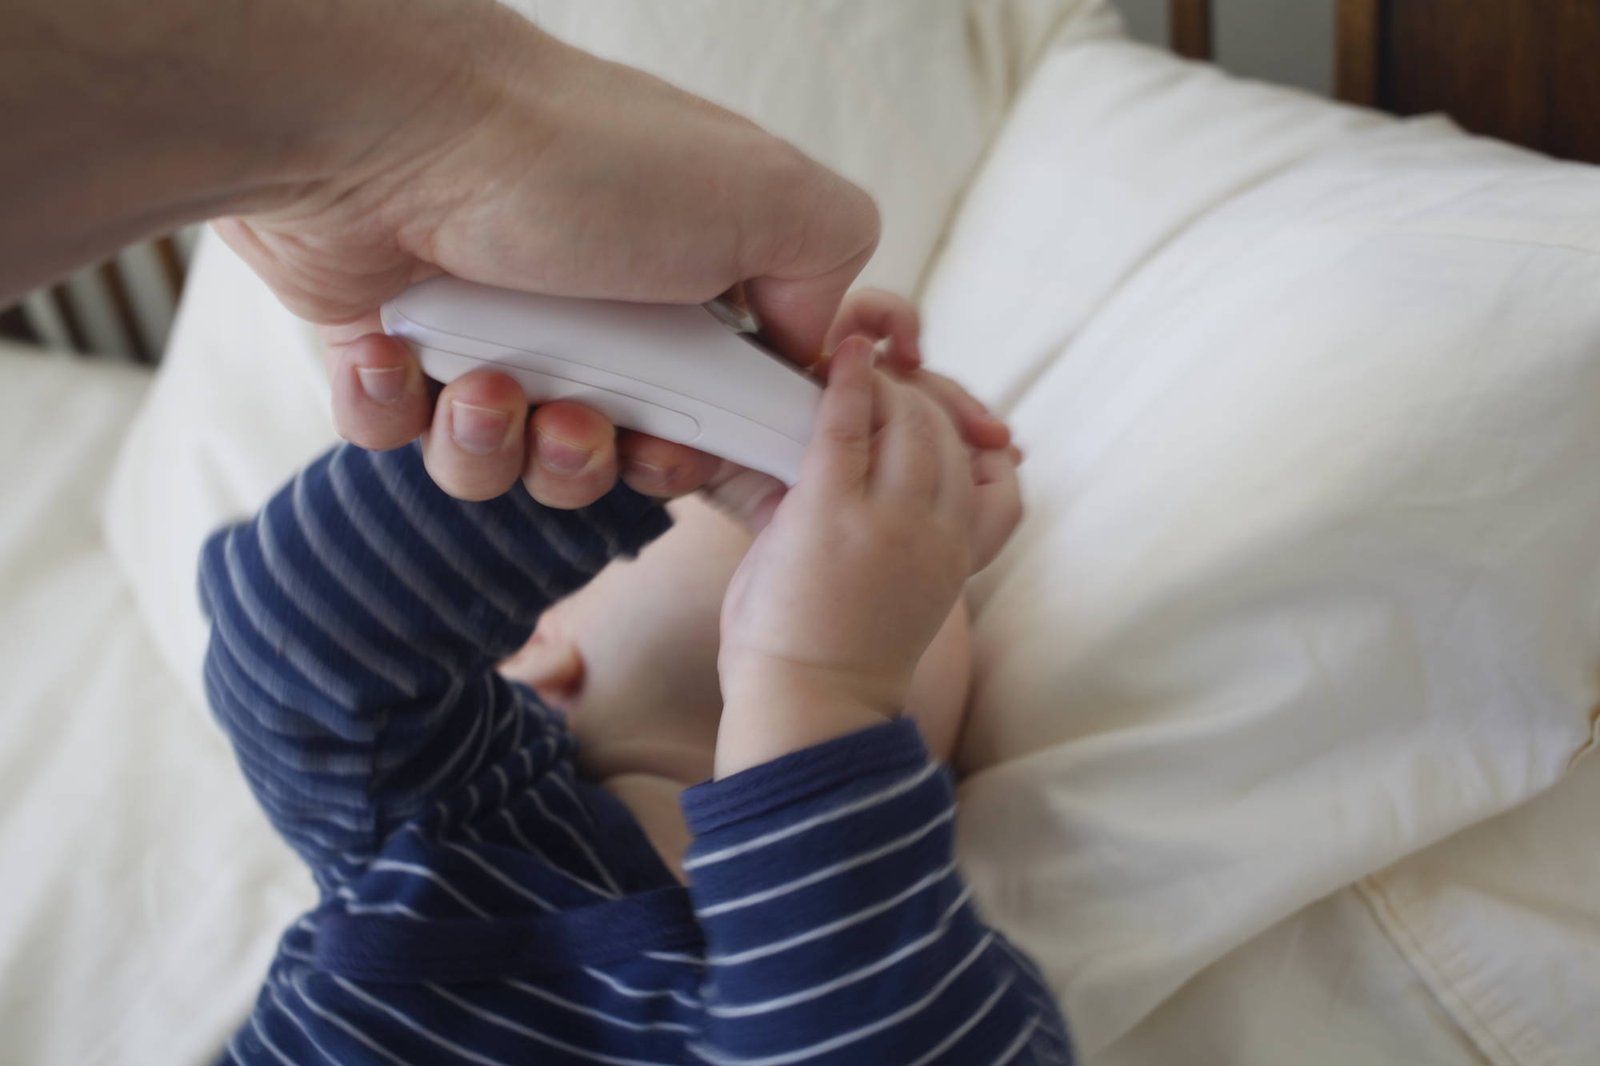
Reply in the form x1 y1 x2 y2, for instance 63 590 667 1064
500 491 973 786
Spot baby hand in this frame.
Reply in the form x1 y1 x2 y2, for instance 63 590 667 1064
713 338 1021 776
823 286 925 372
826 288 1012 453
698 288 1018 539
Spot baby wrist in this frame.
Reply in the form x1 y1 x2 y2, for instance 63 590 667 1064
714 658 903 778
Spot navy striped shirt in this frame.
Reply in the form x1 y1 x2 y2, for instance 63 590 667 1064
199 441 1072 1064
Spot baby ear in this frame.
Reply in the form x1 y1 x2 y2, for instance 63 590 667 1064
500 629 585 709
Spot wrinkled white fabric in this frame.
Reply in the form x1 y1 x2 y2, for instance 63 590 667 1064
0 348 311 1065
942 116 1600 1052
48 9 1600 1066
1095 753 1600 1066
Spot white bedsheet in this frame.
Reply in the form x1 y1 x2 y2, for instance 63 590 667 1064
6 21 1599 1065
4 326 1596 1066
0 347 309 1065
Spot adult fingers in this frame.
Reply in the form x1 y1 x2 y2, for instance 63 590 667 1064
324 331 434 453
741 163 878 365
698 462 788 533
521 402 620 509
419 370 530 501
617 431 723 498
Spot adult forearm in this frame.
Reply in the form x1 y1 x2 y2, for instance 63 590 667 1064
0 0 525 302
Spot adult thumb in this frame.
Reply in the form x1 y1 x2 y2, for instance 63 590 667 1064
739 167 879 365
745 258 870 369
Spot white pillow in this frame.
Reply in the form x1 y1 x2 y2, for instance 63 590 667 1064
104 236 335 714
0 350 310 1066
940 100 1600 1059
1093 752 1600 1066
104 0 1110 712
920 37 1390 413
519 0 1116 293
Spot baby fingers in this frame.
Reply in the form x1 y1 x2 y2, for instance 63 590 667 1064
906 368 1011 452
968 448 1024 573
823 287 922 369
800 336 876 494
876 378 962 509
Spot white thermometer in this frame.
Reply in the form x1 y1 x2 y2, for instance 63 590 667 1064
381 277 820 484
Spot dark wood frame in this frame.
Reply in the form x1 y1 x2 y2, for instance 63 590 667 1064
1337 0 1600 164
1170 0 1214 60
1173 0 1600 164
1334 0 1382 106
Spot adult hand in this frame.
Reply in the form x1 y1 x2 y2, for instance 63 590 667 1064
7 0 890 507
214 5 880 504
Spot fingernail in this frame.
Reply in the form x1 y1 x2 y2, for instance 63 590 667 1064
623 459 675 493
836 337 873 368
356 366 406 405
450 401 513 455
537 432 594 475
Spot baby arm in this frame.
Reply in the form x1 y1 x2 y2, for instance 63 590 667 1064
684 342 1069 1062
684 721 1071 1064
197 440 669 875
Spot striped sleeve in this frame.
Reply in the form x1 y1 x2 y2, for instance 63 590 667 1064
197 441 671 875
680 720 1073 1065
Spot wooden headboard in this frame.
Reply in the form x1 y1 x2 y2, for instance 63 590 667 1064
1176 0 1600 166
1337 0 1600 165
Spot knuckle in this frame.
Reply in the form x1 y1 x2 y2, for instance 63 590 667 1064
359 424 417 452
821 423 867 451
981 495 1024 552
622 462 685 498
899 392 934 434
1000 498 1024 537
333 409 377 446
528 476 605 510
434 463 513 503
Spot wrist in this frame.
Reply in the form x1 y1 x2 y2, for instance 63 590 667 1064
0 0 542 300
714 657 906 778
226 0 540 216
